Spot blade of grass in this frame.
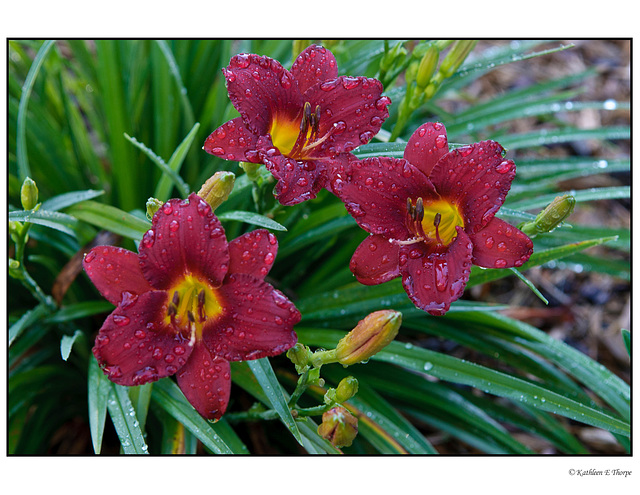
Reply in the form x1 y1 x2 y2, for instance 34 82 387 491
16 40 56 181
107 384 149 454
297 328 630 436
150 378 236 454
246 358 303 446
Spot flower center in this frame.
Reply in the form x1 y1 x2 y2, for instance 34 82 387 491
165 274 223 340
405 197 464 246
270 102 333 159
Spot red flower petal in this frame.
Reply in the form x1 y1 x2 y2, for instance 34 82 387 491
203 117 260 163
332 156 436 240
176 344 231 420
404 122 449 177
430 141 516 233
224 53 301 136
203 274 299 362
291 44 338 95
259 141 329 205
306 76 390 154
350 234 400 285
469 217 533 269
228 229 279 280
399 228 473 316
83 246 155 306
138 194 229 290
92 291 193 386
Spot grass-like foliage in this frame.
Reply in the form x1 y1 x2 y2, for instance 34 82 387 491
7 39 630 454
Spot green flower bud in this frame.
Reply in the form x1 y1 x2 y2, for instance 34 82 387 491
520 194 576 237
335 310 402 366
240 161 262 182
416 45 440 91
197 171 235 211
146 197 164 221
405 60 419 86
317 406 358 448
287 343 312 373
20 177 39 211
9 258 23 279
439 40 477 78
335 376 359 403
380 42 407 74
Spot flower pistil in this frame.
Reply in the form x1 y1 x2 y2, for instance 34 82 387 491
165 275 223 341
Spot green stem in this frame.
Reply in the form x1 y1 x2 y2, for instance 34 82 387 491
225 408 280 423
12 221 56 311
295 404 333 417
287 370 310 408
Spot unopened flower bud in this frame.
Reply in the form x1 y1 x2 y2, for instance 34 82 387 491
336 310 402 366
405 60 419 86
439 40 477 78
317 406 358 448
335 376 359 403
197 171 235 211
239 161 262 182
9 258 23 279
287 343 312 372
520 194 576 238
146 197 164 221
21 177 39 211
416 45 439 91
380 42 407 74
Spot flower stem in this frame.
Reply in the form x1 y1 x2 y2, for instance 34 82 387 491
11 221 56 311
287 369 309 408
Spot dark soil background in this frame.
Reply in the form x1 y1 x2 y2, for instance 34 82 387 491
436 39 631 454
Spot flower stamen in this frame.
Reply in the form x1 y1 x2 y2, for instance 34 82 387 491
433 212 443 245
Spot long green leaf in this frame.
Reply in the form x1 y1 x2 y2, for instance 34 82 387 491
246 358 303 446
497 126 630 150
9 209 79 237
150 378 237 454
67 200 150 240
40 189 105 212
297 328 630 436
124 132 191 199
16 40 56 181
217 210 287 231
107 384 149 454
154 122 200 201
87 355 112 453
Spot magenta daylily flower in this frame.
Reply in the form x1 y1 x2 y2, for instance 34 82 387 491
332 122 534 316
204 44 391 206
83 193 300 420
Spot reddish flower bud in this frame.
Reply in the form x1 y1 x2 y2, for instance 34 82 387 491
335 310 401 366
317 406 358 448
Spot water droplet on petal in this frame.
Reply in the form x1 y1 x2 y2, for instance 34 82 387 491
495 259 507 268
485 236 494 249
84 251 96 263
113 315 130 326
435 135 447 148
434 259 449 292
496 160 512 174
